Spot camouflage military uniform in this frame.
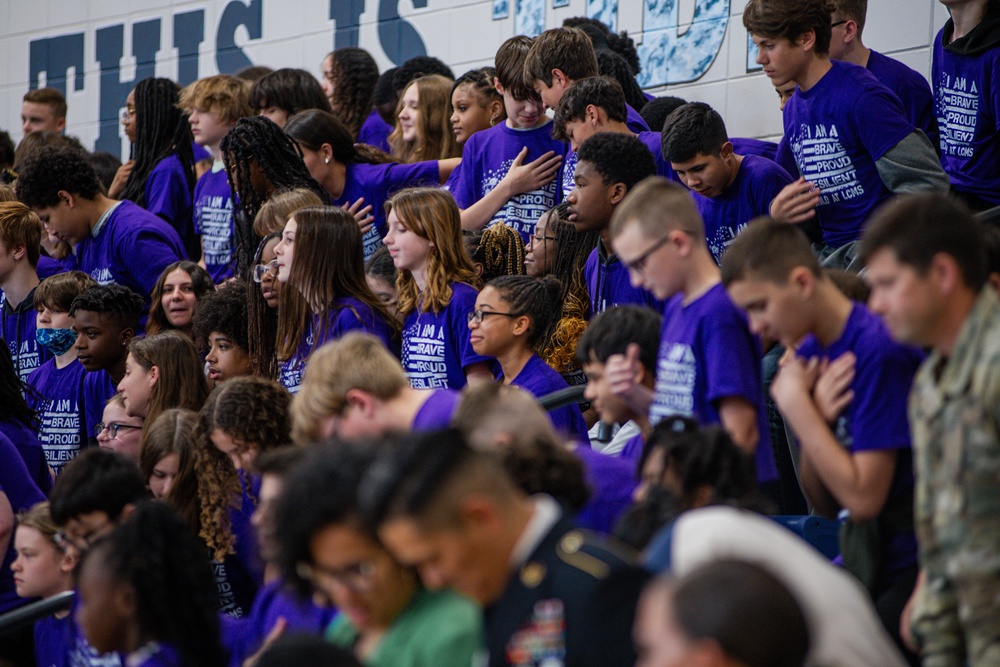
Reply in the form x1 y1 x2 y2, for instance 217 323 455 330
909 287 1000 667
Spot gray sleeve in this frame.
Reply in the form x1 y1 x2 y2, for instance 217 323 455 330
875 130 951 194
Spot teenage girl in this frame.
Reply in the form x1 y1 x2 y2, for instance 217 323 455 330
273 206 398 394
146 260 215 338
284 109 457 260
465 222 526 283
389 75 461 164
116 77 200 259
192 377 291 618
468 275 588 442
385 188 492 389
76 501 226 667
11 502 99 667
450 67 505 146
117 331 209 425
364 246 401 324
96 393 144 463
319 47 388 148
138 409 196 501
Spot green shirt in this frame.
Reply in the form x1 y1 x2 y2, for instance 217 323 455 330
326 588 483 667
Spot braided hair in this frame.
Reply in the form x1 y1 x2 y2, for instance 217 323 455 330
451 67 505 123
485 275 561 347
325 48 381 140
219 117 327 278
470 222 526 282
538 204 599 372
247 232 280 379
120 78 196 207
81 501 226 667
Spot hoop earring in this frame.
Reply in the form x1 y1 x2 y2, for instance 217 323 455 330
490 113 500 127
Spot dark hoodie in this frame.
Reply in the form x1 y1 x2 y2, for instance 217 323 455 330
1 286 51 383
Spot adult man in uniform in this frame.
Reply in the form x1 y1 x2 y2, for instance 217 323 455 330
861 192 1000 666
363 428 648 667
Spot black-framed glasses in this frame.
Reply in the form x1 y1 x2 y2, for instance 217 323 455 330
296 560 377 593
831 20 848 28
467 309 520 324
623 235 671 274
95 422 143 439
252 259 278 283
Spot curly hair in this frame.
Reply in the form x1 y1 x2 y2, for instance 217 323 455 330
562 16 642 75
82 501 226 667
387 188 481 316
120 78 197 209
595 50 647 112
192 280 250 353
129 331 209 425
388 75 460 163
146 261 215 336
536 206 599 373
194 377 291 561
49 448 148 525
15 145 101 208
69 284 145 332
469 223 527 283
220 117 328 277
248 68 332 118
577 131 656 189
392 56 454 93
325 48 380 139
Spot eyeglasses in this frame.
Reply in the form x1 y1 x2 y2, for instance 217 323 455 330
831 20 848 28
528 233 558 246
296 560 377 593
467 309 520 324
120 107 136 124
252 260 279 283
95 422 143 439
623 235 671 274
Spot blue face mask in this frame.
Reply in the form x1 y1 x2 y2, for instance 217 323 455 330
36 328 77 356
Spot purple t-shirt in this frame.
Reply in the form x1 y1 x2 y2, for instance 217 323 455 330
0 417 51 495
26 359 99 476
620 432 645 466
37 255 67 280
214 473 263 619
193 164 235 283
77 201 186 312
412 388 461 431
625 103 650 133
83 371 117 442
731 137 779 162
144 154 195 256
783 60 913 247
796 302 923 577
932 24 1000 205
358 108 393 153
692 154 793 263
573 445 637 534
503 354 588 443
2 286 51 383
35 607 123 667
0 432 46 614
333 160 438 260
278 297 396 395
402 282 489 390
584 242 662 317
650 283 777 483
637 131 677 180
222 578 336 667
448 121 568 243
867 50 939 150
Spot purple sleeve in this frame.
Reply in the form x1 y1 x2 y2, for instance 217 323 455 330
700 304 762 408
144 157 191 230
573 446 637 534
448 285 491 371
846 345 920 453
116 223 186 300
852 84 915 161
775 139 799 177
449 136 480 210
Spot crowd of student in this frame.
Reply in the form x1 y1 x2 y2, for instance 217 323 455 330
0 0 998 665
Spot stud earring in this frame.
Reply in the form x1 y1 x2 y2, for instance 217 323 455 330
324 157 330 165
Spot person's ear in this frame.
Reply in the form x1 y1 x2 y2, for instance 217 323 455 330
489 99 504 120
60 546 79 574
797 29 817 53
120 327 135 349
719 141 734 161
789 266 815 296
551 69 569 89
9 243 27 262
493 77 504 95
57 190 75 208
512 314 531 337
930 252 962 295
670 229 694 257
56 117 66 133
460 495 500 531
843 19 859 44
585 104 600 125
345 388 375 416
609 182 628 206
320 143 334 165
148 365 160 387
113 581 137 618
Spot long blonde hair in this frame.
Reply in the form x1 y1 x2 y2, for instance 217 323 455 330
388 75 460 163
388 188 481 316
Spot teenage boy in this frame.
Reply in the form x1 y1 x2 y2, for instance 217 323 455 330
523 27 649 198
21 88 67 136
828 0 938 149
661 102 794 263
552 76 672 178
722 218 923 657
743 0 949 270
290 332 460 444
931 0 1000 211
15 145 186 316
180 75 253 283
568 132 657 316
0 201 50 382
576 305 661 462
859 193 1000 665
26 271 98 476
450 35 566 242
365 429 649 667
608 177 778 489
